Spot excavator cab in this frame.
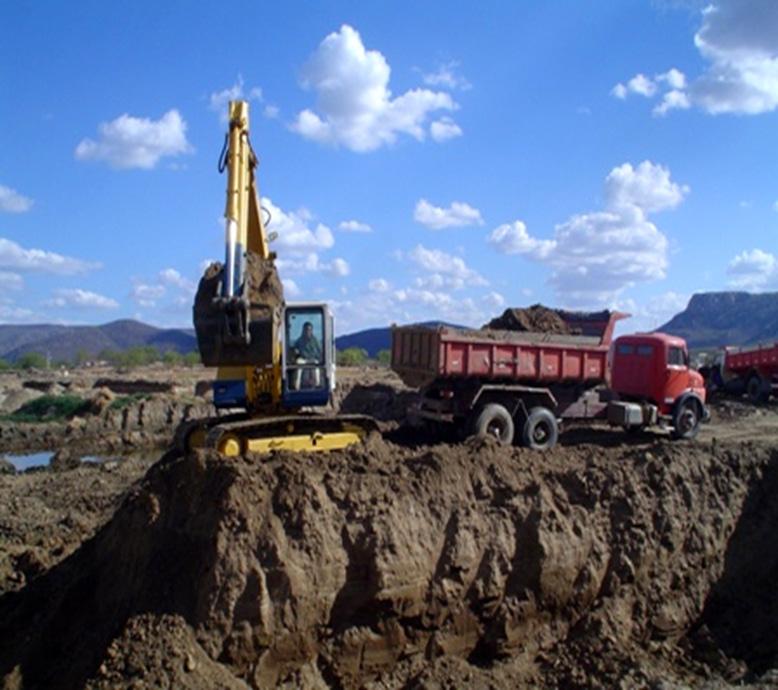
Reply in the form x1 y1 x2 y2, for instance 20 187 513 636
282 304 335 409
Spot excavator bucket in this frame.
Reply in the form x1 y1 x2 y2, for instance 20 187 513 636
193 252 284 367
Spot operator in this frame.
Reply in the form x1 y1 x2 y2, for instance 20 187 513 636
292 321 322 389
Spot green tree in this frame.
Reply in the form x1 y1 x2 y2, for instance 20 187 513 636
162 350 183 366
74 348 90 366
375 349 391 366
17 352 47 370
337 347 368 367
182 351 201 367
0 359 10 371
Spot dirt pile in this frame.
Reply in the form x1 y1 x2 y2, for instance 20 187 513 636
483 305 576 334
194 252 284 367
2 435 778 688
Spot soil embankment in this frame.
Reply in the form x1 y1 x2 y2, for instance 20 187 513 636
2 429 778 689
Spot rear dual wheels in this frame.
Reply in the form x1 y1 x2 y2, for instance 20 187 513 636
471 404 558 450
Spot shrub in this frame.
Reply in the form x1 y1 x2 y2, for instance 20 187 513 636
337 347 368 367
17 352 47 370
6 394 88 422
375 349 391 365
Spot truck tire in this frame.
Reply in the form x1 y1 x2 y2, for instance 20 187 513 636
747 374 770 404
521 407 558 450
472 404 515 445
671 399 700 440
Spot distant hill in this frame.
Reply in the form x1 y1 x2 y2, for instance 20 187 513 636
0 319 197 363
658 291 778 349
335 321 463 358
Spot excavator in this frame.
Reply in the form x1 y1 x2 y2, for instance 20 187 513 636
177 100 376 455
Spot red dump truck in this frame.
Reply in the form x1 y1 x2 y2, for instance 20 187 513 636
706 341 778 403
391 310 708 449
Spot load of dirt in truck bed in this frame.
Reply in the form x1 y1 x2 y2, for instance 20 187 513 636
2 434 778 689
194 251 284 366
483 305 578 334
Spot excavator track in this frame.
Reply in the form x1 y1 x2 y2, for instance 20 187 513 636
177 413 378 456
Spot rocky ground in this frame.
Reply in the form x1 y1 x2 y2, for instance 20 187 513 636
0 365 777 689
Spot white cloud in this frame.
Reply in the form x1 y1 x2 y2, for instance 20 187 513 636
131 282 165 308
611 83 628 100
421 61 472 91
369 278 390 292
614 2 778 116
408 244 487 288
653 89 691 116
338 219 372 233
0 272 23 290
0 185 33 213
159 267 196 292
263 105 280 119
487 161 688 305
0 238 99 275
75 110 192 169
282 278 301 298
488 220 556 259
263 197 334 254
430 117 463 142
483 291 506 310
414 198 483 229
727 248 778 289
209 76 264 121
330 257 350 277
628 73 658 97
604 161 689 213
45 288 119 310
291 25 458 152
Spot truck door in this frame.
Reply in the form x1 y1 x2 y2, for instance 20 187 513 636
664 345 690 407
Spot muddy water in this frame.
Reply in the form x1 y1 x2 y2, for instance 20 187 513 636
5 452 121 472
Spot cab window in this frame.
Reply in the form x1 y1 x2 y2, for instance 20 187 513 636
637 344 654 357
668 346 686 366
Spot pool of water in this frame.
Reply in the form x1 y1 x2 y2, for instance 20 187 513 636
5 452 110 472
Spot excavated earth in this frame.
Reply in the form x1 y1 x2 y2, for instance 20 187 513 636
483 305 577 335
1 368 778 689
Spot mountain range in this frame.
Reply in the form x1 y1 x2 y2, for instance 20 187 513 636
0 293 774 363
657 291 778 350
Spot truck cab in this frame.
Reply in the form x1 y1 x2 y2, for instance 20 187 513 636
610 333 708 438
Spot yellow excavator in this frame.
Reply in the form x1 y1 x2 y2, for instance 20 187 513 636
178 100 375 455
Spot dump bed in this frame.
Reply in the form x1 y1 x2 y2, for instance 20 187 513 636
724 341 778 375
392 311 627 389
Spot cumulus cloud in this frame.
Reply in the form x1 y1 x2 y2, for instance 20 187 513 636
159 267 196 292
0 185 33 213
75 110 192 169
488 220 555 259
276 253 350 279
421 61 472 91
291 25 459 152
414 199 483 229
488 161 688 305
614 1 778 116
0 272 23 290
408 244 487 288
263 197 334 254
45 288 119 310
727 248 778 289
209 76 266 121
0 238 99 275
429 117 463 142
130 267 196 308
282 278 301 298
369 278 390 292
338 220 372 233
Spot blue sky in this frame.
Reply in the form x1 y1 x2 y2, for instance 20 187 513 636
1 0 777 335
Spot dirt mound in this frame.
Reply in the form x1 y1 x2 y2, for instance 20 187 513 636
194 252 284 367
483 305 576 334
2 436 778 688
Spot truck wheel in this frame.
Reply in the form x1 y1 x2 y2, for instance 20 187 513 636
472 404 515 445
672 399 700 440
747 374 769 404
521 407 558 450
